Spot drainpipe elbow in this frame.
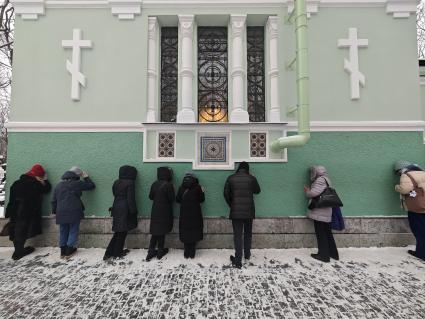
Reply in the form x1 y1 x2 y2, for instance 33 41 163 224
270 133 310 152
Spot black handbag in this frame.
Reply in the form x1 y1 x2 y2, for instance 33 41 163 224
309 179 343 209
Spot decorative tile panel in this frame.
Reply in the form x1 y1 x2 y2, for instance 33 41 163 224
200 136 227 163
158 133 175 158
250 132 267 157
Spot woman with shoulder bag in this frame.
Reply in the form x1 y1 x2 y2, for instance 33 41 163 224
394 160 425 261
304 165 339 263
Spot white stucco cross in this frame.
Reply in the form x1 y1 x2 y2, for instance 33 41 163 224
62 29 92 101
338 28 368 100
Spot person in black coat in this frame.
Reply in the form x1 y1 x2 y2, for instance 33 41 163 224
6 164 51 260
52 166 95 259
176 172 205 259
104 165 138 260
224 161 261 269
146 167 175 261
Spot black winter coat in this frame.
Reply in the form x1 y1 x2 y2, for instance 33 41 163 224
52 171 95 224
6 174 51 242
176 175 205 243
111 166 138 232
149 167 175 236
223 168 261 219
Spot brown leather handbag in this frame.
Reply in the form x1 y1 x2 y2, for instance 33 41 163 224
404 173 425 213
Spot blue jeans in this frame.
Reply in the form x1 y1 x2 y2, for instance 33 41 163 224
408 211 425 260
59 222 80 248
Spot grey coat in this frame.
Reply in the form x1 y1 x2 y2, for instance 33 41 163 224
305 166 332 223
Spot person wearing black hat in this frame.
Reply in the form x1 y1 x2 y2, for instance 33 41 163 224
224 161 261 268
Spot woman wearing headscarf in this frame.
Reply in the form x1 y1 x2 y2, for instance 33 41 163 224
104 165 138 260
146 167 175 261
394 160 425 261
6 164 51 260
304 165 339 263
176 171 205 258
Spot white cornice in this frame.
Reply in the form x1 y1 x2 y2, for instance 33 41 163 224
5 121 425 132
286 121 425 132
11 0 419 20
5 122 144 132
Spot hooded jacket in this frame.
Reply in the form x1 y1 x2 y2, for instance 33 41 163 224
305 166 333 223
223 163 261 219
6 174 51 241
52 171 95 224
111 165 139 232
149 167 175 235
176 174 205 243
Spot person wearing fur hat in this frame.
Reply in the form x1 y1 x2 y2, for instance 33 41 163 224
176 171 205 258
6 164 51 260
224 161 261 269
394 160 425 261
146 167 175 261
104 165 139 261
52 166 95 259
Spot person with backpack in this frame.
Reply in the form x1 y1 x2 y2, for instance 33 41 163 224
103 165 138 261
176 171 205 259
304 165 339 263
146 167 175 261
52 166 95 259
6 164 51 260
394 160 425 261
224 161 261 269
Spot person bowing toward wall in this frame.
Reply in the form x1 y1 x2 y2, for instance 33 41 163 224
52 166 95 259
6 164 51 260
176 171 205 259
104 165 138 261
394 160 425 262
146 167 175 261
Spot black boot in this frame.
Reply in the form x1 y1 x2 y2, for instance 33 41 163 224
230 255 242 269
65 246 77 259
12 246 35 261
146 249 158 262
311 253 330 263
157 248 169 260
60 246 67 259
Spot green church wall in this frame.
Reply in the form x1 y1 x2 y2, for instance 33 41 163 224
9 7 421 123
5 131 424 218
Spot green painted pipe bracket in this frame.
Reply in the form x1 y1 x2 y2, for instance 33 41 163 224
285 57 297 71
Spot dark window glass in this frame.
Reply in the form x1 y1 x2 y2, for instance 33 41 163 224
198 27 228 123
160 27 178 122
247 26 265 122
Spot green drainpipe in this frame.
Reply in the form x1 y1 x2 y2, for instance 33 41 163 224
271 0 310 151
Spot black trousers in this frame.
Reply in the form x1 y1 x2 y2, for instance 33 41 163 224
313 220 338 260
232 219 253 263
105 232 127 257
148 235 165 253
183 242 196 256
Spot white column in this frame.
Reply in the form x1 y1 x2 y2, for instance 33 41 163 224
267 16 281 122
177 15 196 123
146 17 158 122
230 14 249 123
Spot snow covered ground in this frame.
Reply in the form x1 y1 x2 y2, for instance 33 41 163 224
0 247 424 318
